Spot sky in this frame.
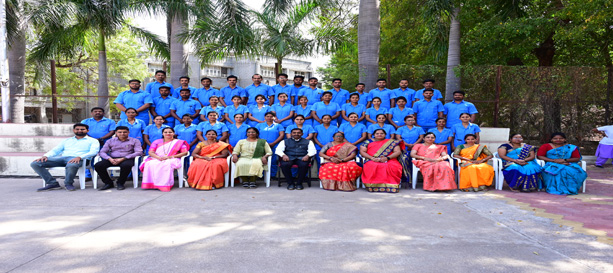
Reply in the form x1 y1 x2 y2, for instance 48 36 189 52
132 0 331 73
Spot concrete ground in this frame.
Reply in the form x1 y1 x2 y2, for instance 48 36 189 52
1 169 612 273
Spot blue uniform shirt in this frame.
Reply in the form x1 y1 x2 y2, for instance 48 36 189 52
197 122 229 140
256 122 285 144
394 88 416 104
113 90 153 123
367 123 396 139
151 96 178 127
414 88 443 101
451 123 481 147
388 106 415 127
199 105 225 122
271 103 294 127
174 124 198 147
245 84 272 105
145 81 174 98
353 91 370 106
314 124 339 149
293 105 314 127
219 85 246 106
290 85 308 105
81 117 117 139
271 84 293 102
444 100 479 128
396 126 425 144
247 104 271 127
144 124 170 144
228 123 251 147
341 103 366 125
365 106 389 124
311 101 341 126
368 88 396 109
172 86 197 99
428 127 453 153
224 104 250 125
298 87 323 105
192 87 220 107
327 88 350 105
285 124 315 137
116 118 147 143
171 99 203 125
339 123 367 145
413 99 444 127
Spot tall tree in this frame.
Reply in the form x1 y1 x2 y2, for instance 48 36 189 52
358 0 380 90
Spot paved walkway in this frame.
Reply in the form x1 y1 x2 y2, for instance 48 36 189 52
1 170 612 272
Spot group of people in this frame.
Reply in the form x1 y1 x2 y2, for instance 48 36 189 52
29 70 600 195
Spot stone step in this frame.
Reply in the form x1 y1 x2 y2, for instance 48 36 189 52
0 136 67 153
0 152 54 176
0 123 74 136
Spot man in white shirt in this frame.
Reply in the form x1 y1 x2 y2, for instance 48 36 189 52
275 128 317 190
30 123 100 191
593 125 613 167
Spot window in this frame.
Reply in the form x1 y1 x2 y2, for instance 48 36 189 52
261 66 275 78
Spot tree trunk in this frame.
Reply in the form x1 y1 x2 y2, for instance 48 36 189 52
8 18 26 123
97 31 109 116
358 0 380 90
445 7 461 102
169 11 188 87
534 33 560 142
276 58 283 77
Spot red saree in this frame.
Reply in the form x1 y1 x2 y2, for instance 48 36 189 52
361 139 403 193
320 142 362 191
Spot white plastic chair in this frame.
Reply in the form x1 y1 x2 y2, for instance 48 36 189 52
188 156 231 188
451 152 499 190
537 159 587 193
230 156 272 187
412 155 454 189
91 156 141 189
319 156 361 189
46 158 92 189
141 154 189 188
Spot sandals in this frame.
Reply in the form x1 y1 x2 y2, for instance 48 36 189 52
242 182 250 188
249 182 257 189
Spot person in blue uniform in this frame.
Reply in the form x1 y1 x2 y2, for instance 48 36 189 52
428 118 453 153
298 77 323 106
116 108 147 146
224 95 250 125
412 89 444 132
354 83 371 108
285 115 315 140
219 75 246 107
256 112 285 176
143 115 170 154
192 77 219 107
270 73 292 105
227 113 251 147
172 76 198 98
81 107 116 145
341 93 366 125
327 78 350 106
271 93 294 127
170 88 202 126
114 79 153 124
293 96 314 127
364 97 388 124
150 85 178 127
199 96 225 123
247 95 270 127
394 79 416 107
245 74 273 105
197 111 229 142
312 91 341 127
368 114 396 139
145 70 174 99
291 75 307 105
368 78 396 109
395 115 425 150
387 96 414 129
313 115 339 167
443 90 479 129
174 114 199 154
414 79 443 103
451 113 481 150
339 112 368 147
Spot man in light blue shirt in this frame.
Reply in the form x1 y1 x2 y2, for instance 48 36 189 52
31 123 100 192
114 79 153 124
413 89 444 131
150 86 178 127
219 75 246 107
328 78 350 106
145 70 174 99
298 77 323 105
444 90 479 128
192 77 219 107
354 83 371 107
271 73 292 105
291 75 308 105
172 76 198 98
393 79 416 107
245 74 273 105
368 78 396 109
414 79 443 103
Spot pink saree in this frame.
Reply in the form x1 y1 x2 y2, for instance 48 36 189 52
412 143 456 191
140 139 189 192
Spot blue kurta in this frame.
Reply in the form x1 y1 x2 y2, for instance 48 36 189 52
451 123 481 147
367 123 396 139
314 124 339 150
247 104 271 127
339 123 367 145
228 123 251 147
388 107 415 127
341 103 367 125
312 102 341 127
270 103 294 127
293 105 314 127
200 105 225 122
116 118 147 144
396 126 425 144
285 124 315 138
197 122 229 141
365 106 389 124
428 127 453 153
224 104 250 125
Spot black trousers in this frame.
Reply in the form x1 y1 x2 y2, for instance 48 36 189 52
94 158 135 185
280 158 309 185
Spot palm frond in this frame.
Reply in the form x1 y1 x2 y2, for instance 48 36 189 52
28 23 93 63
126 24 170 60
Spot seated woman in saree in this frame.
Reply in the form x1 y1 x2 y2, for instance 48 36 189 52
140 127 190 192
411 132 456 191
537 132 588 195
319 132 363 191
453 134 494 192
187 129 231 190
498 133 543 192
359 129 403 193
232 127 273 188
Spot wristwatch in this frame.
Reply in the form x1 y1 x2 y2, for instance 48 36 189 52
386 156 391 160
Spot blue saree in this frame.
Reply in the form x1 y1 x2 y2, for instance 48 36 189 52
499 143 543 192
541 144 587 195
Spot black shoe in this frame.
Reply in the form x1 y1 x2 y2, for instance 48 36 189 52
37 184 61 192
85 177 92 182
116 184 125 190
595 165 604 168
287 184 295 190
296 183 304 190
99 184 114 191
64 184 76 191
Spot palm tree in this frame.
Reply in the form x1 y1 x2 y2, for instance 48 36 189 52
357 0 380 91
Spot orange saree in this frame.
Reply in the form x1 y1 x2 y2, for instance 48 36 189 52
187 141 230 190
320 142 362 191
